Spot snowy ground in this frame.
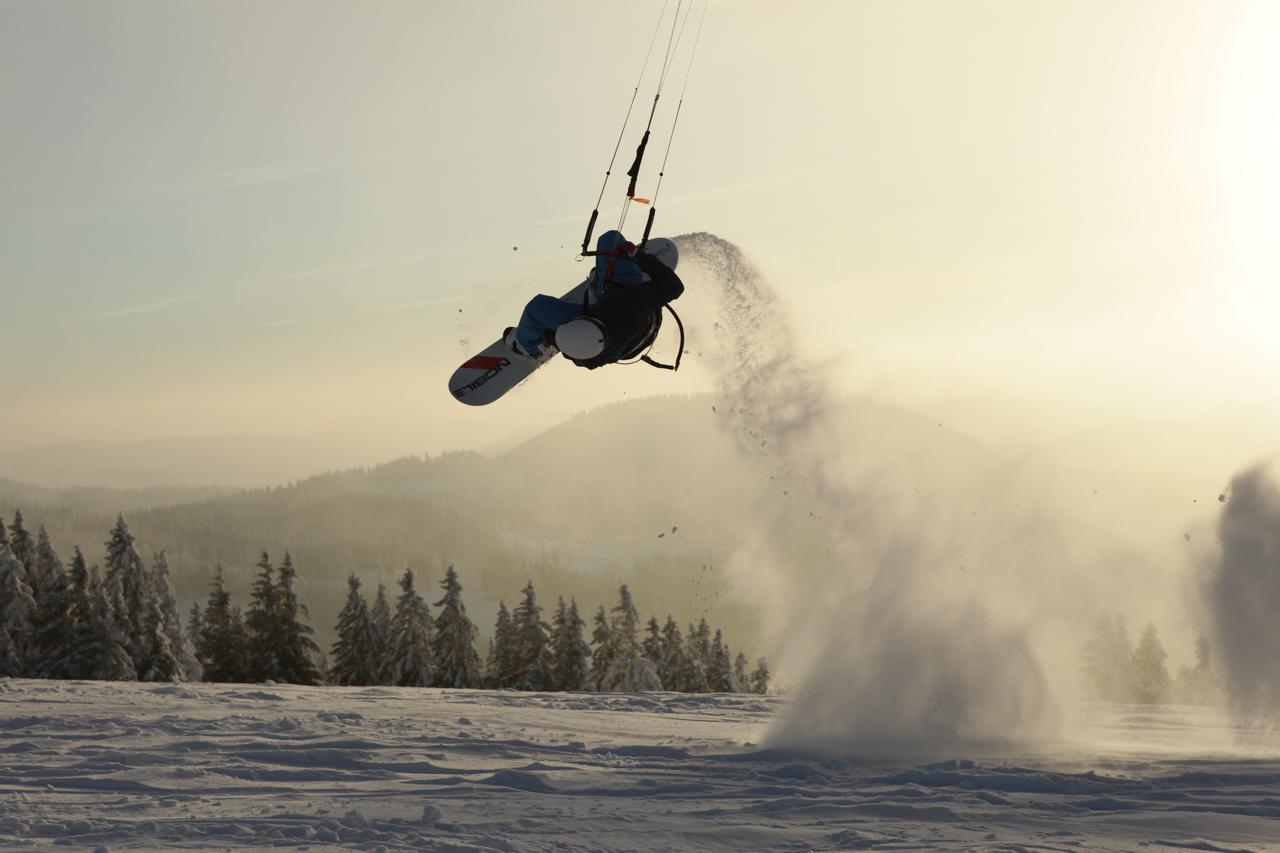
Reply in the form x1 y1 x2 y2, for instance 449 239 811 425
2 679 1278 851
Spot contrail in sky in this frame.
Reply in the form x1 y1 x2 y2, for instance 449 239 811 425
100 291 207 319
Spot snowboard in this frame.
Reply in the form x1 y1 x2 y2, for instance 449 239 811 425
448 238 678 406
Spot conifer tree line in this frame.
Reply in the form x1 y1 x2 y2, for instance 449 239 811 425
1 510 769 693
481 581 769 693
1 510 200 682
1081 614 1218 705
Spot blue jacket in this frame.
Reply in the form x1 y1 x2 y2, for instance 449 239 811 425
591 230 647 301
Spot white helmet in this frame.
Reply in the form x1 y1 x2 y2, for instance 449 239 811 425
555 317 608 360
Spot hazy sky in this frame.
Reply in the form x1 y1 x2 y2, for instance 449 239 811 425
3 0 1278 459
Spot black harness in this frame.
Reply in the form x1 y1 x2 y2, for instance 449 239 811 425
634 304 684 371
568 275 685 372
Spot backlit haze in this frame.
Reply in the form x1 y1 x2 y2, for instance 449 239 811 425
9 0 1280 781
5 0 1278 465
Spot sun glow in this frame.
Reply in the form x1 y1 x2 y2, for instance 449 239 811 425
1170 2 1280 392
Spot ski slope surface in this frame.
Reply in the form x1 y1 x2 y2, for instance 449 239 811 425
2 679 1278 851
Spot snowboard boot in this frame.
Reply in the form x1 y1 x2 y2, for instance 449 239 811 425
504 327 555 364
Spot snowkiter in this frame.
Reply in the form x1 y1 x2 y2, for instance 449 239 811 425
506 230 684 368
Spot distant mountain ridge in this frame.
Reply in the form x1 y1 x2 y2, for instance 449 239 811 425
0 433 395 490
0 478 238 515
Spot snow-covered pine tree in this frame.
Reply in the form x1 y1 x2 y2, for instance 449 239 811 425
150 551 202 682
1082 613 1136 702
684 618 711 692
58 548 94 679
692 617 712 671
733 652 749 693
187 602 205 668
273 551 320 685
749 658 770 694
29 531 71 678
93 563 137 680
102 514 152 672
63 548 135 681
33 525 64 599
330 574 379 686
642 616 664 688
100 559 130 670
198 566 247 682
659 616 694 692
138 588 181 682
245 552 281 682
1132 623 1172 705
486 601 514 688
512 581 553 691
431 565 480 689
589 605 615 692
7 510 35 577
549 596 591 692
602 585 661 692
0 543 36 676
370 582 392 685
536 599 559 689
386 568 433 687
708 629 734 692
1173 636 1218 705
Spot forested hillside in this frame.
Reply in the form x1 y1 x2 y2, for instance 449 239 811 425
1 394 992 652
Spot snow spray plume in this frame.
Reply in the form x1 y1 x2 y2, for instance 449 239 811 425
673 232 1056 758
1207 462 1280 722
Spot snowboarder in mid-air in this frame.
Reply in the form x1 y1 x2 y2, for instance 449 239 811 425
505 230 684 369
447 231 683 406
447 2 706 406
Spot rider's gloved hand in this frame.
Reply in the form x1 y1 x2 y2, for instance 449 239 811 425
617 241 637 257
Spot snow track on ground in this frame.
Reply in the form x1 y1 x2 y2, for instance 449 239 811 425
1 679 1277 851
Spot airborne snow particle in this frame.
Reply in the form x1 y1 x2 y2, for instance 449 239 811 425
672 526 678 534
1219 493 1227 503
658 533 665 538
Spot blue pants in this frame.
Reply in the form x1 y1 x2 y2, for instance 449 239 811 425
516 230 645 355
516 294 581 355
